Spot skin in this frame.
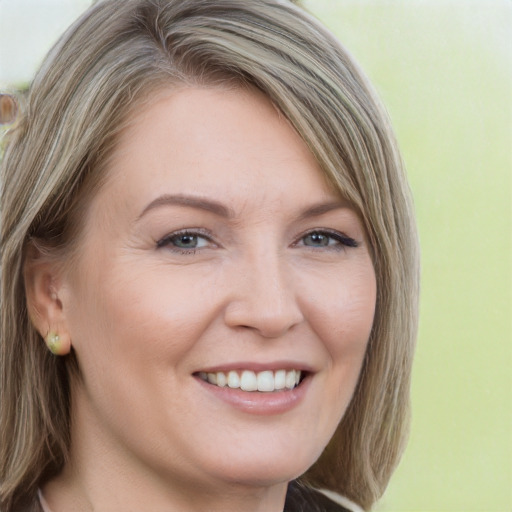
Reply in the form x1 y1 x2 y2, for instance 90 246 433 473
30 87 376 511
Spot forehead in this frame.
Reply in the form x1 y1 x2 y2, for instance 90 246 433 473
96 86 339 215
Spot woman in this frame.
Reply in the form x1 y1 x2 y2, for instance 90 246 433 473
0 1 419 511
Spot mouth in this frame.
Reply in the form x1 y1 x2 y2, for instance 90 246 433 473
195 369 306 392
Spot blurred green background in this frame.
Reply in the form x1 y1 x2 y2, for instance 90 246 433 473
304 1 511 511
1 1 511 511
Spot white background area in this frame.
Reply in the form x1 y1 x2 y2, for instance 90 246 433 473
0 0 92 87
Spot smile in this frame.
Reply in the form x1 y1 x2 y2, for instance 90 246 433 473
197 369 303 392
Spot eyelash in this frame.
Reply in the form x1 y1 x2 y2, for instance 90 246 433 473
156 229 359 253
156 229 214 253
296 229 359 250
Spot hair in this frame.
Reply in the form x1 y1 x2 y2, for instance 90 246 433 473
0 0 420 510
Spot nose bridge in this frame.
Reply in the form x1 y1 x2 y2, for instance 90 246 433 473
224 244 303 337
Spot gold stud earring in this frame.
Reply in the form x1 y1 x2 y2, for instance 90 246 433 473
46 331 61 354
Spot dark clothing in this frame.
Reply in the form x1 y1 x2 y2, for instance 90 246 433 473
284 481 352 512
14 481 352 512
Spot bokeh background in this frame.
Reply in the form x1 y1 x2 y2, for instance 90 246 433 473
1 1 510 511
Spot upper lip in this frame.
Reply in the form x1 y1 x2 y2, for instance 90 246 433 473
195 361 316 374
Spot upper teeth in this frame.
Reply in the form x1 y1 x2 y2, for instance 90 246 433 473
198 369 302 392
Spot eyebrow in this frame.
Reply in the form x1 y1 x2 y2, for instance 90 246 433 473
138 194 233 220
138 194 350 221
297 200 352 220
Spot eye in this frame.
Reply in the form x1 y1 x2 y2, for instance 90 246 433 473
298 230 358 249
157 230 212 252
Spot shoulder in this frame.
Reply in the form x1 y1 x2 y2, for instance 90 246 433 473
284 481 363 512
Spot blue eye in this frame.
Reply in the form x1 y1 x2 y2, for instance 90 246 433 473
300 230 358 249
157 230 210 251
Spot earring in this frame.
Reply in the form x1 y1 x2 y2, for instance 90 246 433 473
45 331 61 355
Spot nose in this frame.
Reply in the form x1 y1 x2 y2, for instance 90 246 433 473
223 250 304 338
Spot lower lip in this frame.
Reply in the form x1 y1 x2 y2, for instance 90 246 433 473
195 375 311 415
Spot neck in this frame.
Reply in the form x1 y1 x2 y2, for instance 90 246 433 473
41 475 288 512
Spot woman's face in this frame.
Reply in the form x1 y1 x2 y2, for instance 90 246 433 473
59 87 376 498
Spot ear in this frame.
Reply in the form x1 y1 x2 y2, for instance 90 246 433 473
24 243 72 356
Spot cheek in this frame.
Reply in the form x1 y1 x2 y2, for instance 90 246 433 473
290 262 376 451
67 260 220 370
62 261 220 439
306 262 377 362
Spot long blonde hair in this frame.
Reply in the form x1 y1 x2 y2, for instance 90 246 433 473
0 1 419 509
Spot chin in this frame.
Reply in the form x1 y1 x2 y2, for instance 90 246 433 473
201 444 321 488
